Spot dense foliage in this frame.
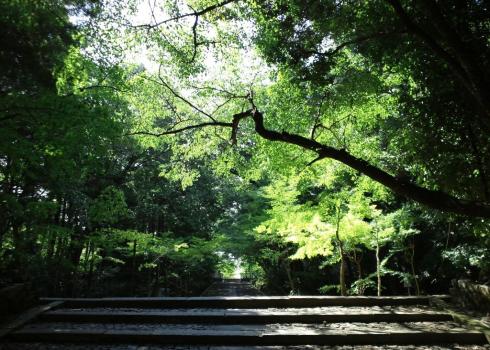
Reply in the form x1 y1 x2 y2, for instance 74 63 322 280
0 0 488 297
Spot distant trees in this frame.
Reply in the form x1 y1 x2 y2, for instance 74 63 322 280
224 168 488 295
0 0 239 296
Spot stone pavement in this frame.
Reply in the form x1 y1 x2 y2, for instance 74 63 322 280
1 279 489 349
201 280 262 297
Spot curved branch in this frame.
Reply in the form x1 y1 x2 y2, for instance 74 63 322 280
230 109 252 144
249 110 490 218
189 13 199 63
134 107 490 217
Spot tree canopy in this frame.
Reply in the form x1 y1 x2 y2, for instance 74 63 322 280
0 0 489 297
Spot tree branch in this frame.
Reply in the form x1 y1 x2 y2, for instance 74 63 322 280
230 109 253 145
132 0 237 63
151 68 217 122
306 155 327 167
127 121 232 137
133 0 237 30
133 104 490 217
250 109 490 218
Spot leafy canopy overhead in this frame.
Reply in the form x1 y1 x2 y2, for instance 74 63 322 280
1 0 489 297
80 0 490 218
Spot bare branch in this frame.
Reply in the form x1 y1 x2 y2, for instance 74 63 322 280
132 0 237 30
128 110 252 142
149 67 218 122
127 121 232 137
189 12 199 63
306 155 327 167
165 117 194 131
310 91 329 139
311 123 345 148
231 109 253 145
132 0 237 63
211 96 234 116
189 84 249 99
148 0 158 25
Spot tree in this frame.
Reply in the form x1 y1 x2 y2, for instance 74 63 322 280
95 0 490 217
0 0 239 296
2 0 489 298
361 207 396 296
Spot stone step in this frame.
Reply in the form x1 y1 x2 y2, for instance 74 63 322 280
201 281 263 297
40 308 453 324
8 321 487 345
40 295 450 309
2 345 490 350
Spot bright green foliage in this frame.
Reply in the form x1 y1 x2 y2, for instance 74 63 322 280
89 187 129 225
1 0 489 297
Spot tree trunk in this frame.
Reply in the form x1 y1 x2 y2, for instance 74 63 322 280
339 244 347 296
376 239 381 297
162 258 168 296
83 240 91 273
465 125 489 201
65 233 84 297
410 240 420 295
131 239 137 296
86 244 95 294
352 250 364 295
11 221 24 281
352 250 361 279
334 206 347 296
45 231 56 262
149 263 161 297
284 261 295 294
52 236 67 295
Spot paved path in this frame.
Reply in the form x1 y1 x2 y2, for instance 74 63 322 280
1 279 489 349
1 345 489 350
200 280 262 297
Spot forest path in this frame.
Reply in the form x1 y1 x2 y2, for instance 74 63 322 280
1 290 489 349
200 279 262 297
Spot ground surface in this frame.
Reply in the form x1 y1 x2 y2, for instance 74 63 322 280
1 280 488 349
1 344 489 350
201 280 262 297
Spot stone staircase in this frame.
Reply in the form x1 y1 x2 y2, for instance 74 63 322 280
0 281 489 349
